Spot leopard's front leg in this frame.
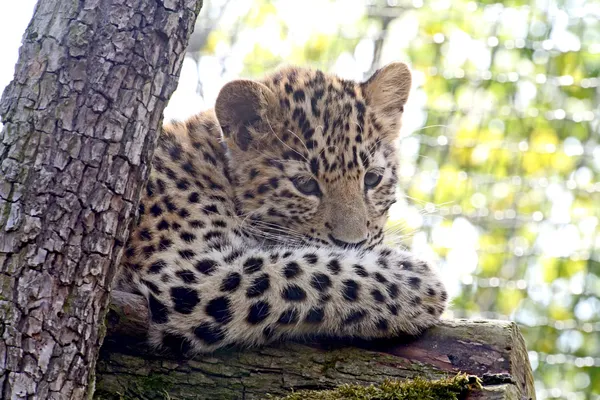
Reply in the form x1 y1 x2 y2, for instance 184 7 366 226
139 244 447 354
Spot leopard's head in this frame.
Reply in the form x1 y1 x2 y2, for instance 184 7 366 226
215 63 412 249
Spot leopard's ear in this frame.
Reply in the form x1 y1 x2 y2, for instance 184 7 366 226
361 62 412 135
215 80 277 151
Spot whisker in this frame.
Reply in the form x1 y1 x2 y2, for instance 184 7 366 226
264 116 309 162
237 216 308 244
368 136 385 157
411 124 449 133
248 222 307 239
284 128 310 155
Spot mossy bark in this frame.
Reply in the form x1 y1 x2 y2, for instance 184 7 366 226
94 291 536 400
0 1 203 398
273 375 482 400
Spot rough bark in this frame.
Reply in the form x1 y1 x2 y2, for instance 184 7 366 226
95 291 536 400
0 1 203 398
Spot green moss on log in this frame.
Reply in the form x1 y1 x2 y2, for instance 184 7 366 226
94 374 174 400
271 374 481 400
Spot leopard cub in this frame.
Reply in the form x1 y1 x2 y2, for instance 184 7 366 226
117 62 448 354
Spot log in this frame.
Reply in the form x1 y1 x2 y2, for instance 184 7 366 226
95 291 536 399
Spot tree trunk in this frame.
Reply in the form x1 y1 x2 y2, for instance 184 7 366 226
0 1 203 398
95 291 536 400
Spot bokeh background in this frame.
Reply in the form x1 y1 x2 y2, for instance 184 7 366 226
2 0 599 398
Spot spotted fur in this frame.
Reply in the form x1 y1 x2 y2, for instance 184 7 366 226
117 63 447 354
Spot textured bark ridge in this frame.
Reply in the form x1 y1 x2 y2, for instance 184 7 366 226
95 291 536 400
0 1 203 398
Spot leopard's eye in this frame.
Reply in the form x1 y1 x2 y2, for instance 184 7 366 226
364 171 383 189
292 177 321 196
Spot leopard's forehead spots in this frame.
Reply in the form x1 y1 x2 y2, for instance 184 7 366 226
259 67 386 181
